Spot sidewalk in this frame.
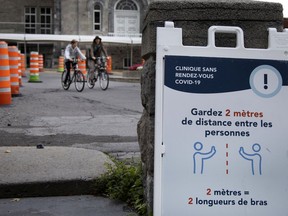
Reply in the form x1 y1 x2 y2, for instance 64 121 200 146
0 146 138 215
109 70 141 83
0 195 137 216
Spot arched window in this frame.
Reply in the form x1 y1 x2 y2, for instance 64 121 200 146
116 0 138 10
114 0 139 36
93 4 102 31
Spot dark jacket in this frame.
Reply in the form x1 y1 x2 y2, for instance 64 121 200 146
90 43 107 58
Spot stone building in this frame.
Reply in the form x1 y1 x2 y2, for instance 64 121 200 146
0 0 149 69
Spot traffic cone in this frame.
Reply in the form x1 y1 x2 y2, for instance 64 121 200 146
29 51 42 83
8 46 20 96
0 41 12 105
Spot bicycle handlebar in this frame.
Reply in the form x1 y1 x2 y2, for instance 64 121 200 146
70 58 85 63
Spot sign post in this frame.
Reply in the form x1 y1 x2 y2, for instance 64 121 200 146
154 22 288 216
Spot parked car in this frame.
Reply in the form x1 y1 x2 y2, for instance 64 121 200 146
129 63 143 70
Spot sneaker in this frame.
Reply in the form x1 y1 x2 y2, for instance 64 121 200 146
63 82 69 88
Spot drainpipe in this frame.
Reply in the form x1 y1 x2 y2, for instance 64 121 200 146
130 37 133 66
24 35 27 68
77 0 80 35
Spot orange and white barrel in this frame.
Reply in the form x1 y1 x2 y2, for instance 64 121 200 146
38 54 44 72
79 50 87 78
8 46 20 96
29 51 41 82
20 53 26 77
0 41 11 105
58 56 64 72
106 56 112 73
78 59 87 79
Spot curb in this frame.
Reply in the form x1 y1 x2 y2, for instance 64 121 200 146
109 76 140 83
0 180 96 199
0 147 111 199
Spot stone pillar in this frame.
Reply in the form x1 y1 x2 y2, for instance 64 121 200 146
137 0 283 214
54 0 61 34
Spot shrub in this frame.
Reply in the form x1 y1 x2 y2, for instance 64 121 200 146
93 157 147 215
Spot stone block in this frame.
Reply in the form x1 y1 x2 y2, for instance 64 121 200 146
142 0 283 57
139 1 284 214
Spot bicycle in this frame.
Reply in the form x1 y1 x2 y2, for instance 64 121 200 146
61 59 85 92
87 56 109 90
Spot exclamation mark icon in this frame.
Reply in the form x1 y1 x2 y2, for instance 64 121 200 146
264 74 268 90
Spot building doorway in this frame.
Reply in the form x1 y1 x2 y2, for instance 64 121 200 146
114 0 139 36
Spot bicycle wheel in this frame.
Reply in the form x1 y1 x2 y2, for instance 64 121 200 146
87 69 95 89
99 71 109 90
74 70 85 92
61 70 70 90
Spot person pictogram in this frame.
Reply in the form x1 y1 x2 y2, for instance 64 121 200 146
239 143 262 175
193 141 216 174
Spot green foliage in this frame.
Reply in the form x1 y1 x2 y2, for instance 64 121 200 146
94 158 147 215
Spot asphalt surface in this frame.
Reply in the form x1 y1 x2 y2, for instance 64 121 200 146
0 70 141 216
0 195 137 216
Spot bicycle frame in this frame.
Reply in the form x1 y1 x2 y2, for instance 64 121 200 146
70 62 80 80
61 59 85 92
95 57 107 71
87 57 109 90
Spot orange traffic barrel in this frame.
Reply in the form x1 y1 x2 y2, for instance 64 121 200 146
106 56 112 73
8 46 20 96
29 51 42 82
78 59 87 79
79 50 87 78
58 56 64 72
0 41 11 105
20 53 26 77
38 54 44 72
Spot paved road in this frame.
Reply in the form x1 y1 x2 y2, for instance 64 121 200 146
0 71 142 215
0 71 142 160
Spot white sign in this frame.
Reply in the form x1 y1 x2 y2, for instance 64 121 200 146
154 22 288 216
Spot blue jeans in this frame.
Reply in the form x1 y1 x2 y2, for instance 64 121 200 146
64 61 76 84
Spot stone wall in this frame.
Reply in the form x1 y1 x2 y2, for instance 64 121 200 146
137 0 283 214
0 0 54 33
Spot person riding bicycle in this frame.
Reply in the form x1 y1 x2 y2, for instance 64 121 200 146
88 36 107 71
64 39 86 85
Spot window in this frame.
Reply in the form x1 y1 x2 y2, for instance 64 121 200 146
93 4 101 31
116 0 137 10
24 7 52 34
25 7 36 34
123 57 131 68
40 8 52 34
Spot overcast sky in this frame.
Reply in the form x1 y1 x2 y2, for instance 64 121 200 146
254 0 287 17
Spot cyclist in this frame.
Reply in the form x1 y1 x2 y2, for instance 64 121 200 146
64 39 86 85
88 36 107 71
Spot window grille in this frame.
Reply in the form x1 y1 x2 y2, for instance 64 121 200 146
40 8 52 34
25 7 36 34
94 4 101 31
116 0 138 10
